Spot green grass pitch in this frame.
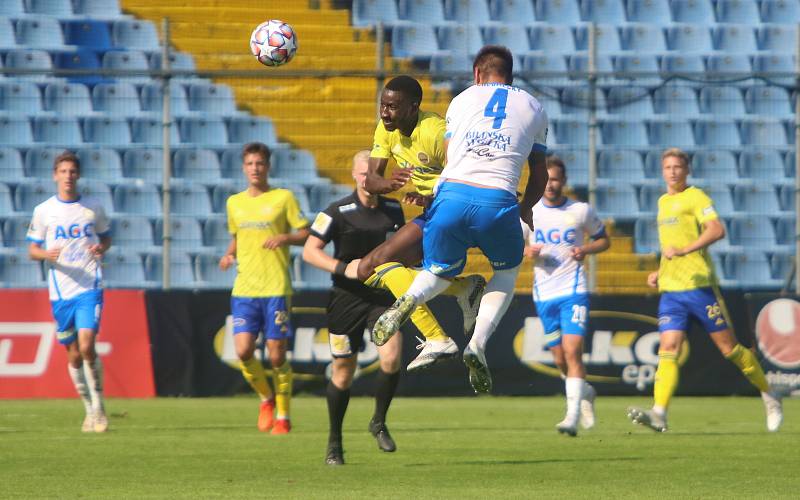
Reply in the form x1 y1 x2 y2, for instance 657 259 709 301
1 396 797 498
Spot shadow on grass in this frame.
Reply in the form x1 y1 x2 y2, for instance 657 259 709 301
404 456 647 467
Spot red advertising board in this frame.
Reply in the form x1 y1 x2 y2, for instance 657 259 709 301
0 289 155 398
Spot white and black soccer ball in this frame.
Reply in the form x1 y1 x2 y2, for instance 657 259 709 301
249 20 297 67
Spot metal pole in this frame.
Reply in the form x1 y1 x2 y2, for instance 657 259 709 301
161 18 172 290
375 22 385 117
794 22 800 295
587 22 598 293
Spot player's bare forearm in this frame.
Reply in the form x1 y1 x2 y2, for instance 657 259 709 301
583 235 610 255
302 235 340 274
28 243 59 263
364 157 394 194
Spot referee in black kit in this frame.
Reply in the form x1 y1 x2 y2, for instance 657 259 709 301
303 150 407 466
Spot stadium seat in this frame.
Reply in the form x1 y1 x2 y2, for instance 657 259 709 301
738 150 787 183
552 119 590 146
740 119 787 146
14 179 52 212
0 148 24 181
438 25 484 57
0 81 43 114
600 120 649 147
666 24 713 52
24 148 62 178
0 0 24 16
574 24 621 52
752 54 795 85
210 183 238 213
634 218 660 254
745 86 792 117
784 151 795 177
777 184 794 212
173 149 222 184
705 54 752 75
122 148 163 182
642 150 663 178
15 18 65 49
92 82 140 116
699 86 745 116
535 0 581 23
614 55 660 85
653 87 700 116
131 117 181 145
693 120 740 146
139 82 191 116
723 252 779 288
112 20 160 50
596 184 640 219
179 117 228 146
670 0 715 23
691 150 739 181
52 50 105 86
773 215 795 248
83 117 131 145
757 24 797 52
4 50 53 82
219 148 244 180
490 0 536 23
551 149 589 186
0 117 34 146
74 0 121 17
102 50 151 83
560 86 606 117
0 183 14 215
520 53 569 85
696 184 736 216
483 25 531 55
149 52 196 72
113 182 161 216
0 252 45 287
400 0 447 24
352 0 400 27
733 184 785 215
271 149 319 182
33 116 82 145
430 53 473 75
760 0 800 24
102 250 148 288
295 259 332 290
715 0 760 24
63 20 113 50
712 25 758 53
627 0 672 23
144 251 196 288
202 216 231 251
77 148 123 182
28 0 73 16
445 0 492 22
187 83 237 116
769 250 794 281
606 87 653 116
1 214 30 246
0 18 17 50
528 90 562 117
155 216 204 249
391 24 439 59
567 54 614 84
43 83 92 116
529 24 575 53
638 184 664 215
227 117 277 145
660 54 705 76
77 179 114 211
169 180 212 216
194 252 235 289
580 0 625 23
619 24 667 53
598 150 645 181
309 183 354 213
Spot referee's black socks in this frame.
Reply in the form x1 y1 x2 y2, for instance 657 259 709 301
326 381 350 445
372 370 400 425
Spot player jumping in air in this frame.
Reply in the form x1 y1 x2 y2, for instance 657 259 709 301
627 148 783 432
304 150 406 466
523 155 610 436
27 151 112 433
372 46 549 394
219 142 310 435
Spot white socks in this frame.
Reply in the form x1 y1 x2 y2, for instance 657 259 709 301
405 270 451 304
565 377 584 424
68 363 93 415
82 358 104 413
468 266 519 353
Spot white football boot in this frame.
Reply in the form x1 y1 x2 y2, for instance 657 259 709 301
762 391 783 432
406 337 459 372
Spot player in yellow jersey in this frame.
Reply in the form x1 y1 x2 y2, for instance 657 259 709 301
345 76 486 372
627 148 783 433
219 142 310 435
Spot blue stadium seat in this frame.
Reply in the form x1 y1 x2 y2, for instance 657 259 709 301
606 87 653 116
77 148 123 182
391 24 439 59
648 120 696 146
627 0 672 23
740 119 787 146
620 23 667 52
74 0 122 18
670 0 715 23
24 147 62 178
705 54 752 75
770 250 794 281
219 148 243 180
15 18 65 49
574 24 621 52
438 25 484 56
112 20 159 50
490 0 536 23
536 0 581 23
0 0 24 16
560 86 606 117
756 24 797 52
0 18 17 50
528 90 562 117
666 24 713 52
596 184 639 219
43 83 92 116
33 116 82 144
227 116 277 145
0 117 33 145
600 120 649 147
738 150 787 183
598 150 645 181
139 82 191 116
52 50 105 86
638 184 665 215
77 179 114 211
113 182 161 216
778 184 794 212
202 216 230 250
271 149 319 182
752 54 795 85
28 0 74 16
155 216 204 249
691 150 738 181
122 148 162 182
14 179 52 212
194 253 235 289
131 117 180 145
715 0 759 24
173 149 222 184
0 147 24 181
430 53 472 75
0 183 14 215
445 0 492 22
634 218 659 254
567 54 614 84
520 53 569 85
552 119 589 146
723 252 779 288
696 184 736 216
734 184 784 216
0 81 42 114
102 250 148 288
143 252 196 288
187 83 237 116
660 54 705 75
83 117 131 145
551 149 589 186
63 20 113 50
529 24 575 53
0 251 45 287
4 50 53 82
210 183 238 213
309 184 354 213
642 150 663 177
760 0 800 24
580 0 625 23
92 82 140 116
102 50 150 83
352 0 400 27
728 216 778 249
169 180 212 216
784 150 795 177
400 0 447 24
295 259 332 290
614 55 660 85
149 52 196 72
179 117 228 146
483 25 531 54
693 119 740 146
653 86 700 116
1 215 30 245
699 86 745 116
773 215 795 247
712 25 757 52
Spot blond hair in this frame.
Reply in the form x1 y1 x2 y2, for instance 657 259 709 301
661 147 690 167
352 149 370 169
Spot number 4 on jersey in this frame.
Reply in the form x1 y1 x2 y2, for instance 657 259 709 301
484 88 508 129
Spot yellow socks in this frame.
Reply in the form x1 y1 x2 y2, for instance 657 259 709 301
366 262 449 342
726 344 770 393
653 351 679 411
240 356 273 401
275 361 293 419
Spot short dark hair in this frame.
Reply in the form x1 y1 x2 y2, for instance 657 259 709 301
384 75 423 105
473 45 514 85
53 151 80 172
242 142 271 162
546 155 566 178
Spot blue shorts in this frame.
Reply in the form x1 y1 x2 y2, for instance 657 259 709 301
422 183 523 278
411 208 430 228
658 287 729 334
535 294 590 348
51 289 103 345
231 296 293 340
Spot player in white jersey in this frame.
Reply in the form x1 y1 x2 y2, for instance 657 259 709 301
372 46 549 393
26 152 111 433
522 156 610 436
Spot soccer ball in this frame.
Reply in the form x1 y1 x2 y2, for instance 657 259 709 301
249 20 297 67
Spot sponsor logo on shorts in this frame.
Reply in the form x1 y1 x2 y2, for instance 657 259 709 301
232 317 247 327
658 316 671 326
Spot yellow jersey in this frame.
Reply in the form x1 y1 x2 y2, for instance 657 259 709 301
370 110 446 197
227 188 309 297
656 186 720 292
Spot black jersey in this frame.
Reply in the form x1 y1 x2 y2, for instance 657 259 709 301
309 191 406 296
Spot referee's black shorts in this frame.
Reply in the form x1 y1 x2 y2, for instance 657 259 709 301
326 286 394 358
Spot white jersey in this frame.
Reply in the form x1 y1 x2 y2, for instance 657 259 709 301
441 83 548 195
26 196 110 301
523 198 605 302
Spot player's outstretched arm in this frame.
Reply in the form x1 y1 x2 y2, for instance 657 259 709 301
663 219 725 259
28 242 59 263
520 151 549 230
302 235 345 275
